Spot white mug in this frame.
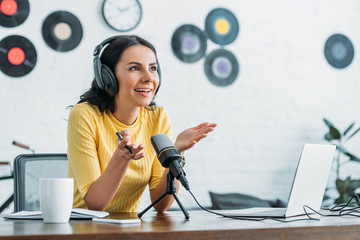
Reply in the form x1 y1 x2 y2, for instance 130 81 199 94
39 178 74 223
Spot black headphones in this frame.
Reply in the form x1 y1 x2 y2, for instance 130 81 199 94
93 36 161 98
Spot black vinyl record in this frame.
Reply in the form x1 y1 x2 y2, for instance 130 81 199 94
324 34 354 69
204 48 239 87
42 11 83 52
171 24 207 63
0 0 30 27
205 8 239 46
0 35 37 77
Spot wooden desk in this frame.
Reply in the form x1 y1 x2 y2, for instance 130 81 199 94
1 210 360 240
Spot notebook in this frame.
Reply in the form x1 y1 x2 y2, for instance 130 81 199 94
229 143 336 218
3 208 109 220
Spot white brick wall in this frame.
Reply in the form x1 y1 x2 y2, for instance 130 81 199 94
1 0 360 213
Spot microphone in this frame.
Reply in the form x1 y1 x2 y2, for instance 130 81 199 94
151 133 190 190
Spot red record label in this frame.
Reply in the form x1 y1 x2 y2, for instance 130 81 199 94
1 0 18 16
7 47 25 65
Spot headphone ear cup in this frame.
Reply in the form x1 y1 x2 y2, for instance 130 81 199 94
100 64 118 96
154 61 161 96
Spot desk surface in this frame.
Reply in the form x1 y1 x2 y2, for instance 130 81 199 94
1 210 360 240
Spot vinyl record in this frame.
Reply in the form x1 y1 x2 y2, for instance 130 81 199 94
0 0 30 27
205 8 239 46
171 24 207 63
324 34 354 69
42 11 83 52
0 35 37 77
204 48 239 87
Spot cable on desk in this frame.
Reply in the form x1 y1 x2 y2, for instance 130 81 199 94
188 190 360 222
329 195 360 217
303 195 360 219
188 190 320 223
329 194 360 212
188 190 265 221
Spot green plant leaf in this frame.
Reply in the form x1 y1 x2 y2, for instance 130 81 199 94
335 193 351 204
323 118 341 139
346 126 360 141
323 118 334 128
323 118 341 140
336 177 350 194
344 122 355 136
329 126 341 140
348 179 360 193
324 133 335 141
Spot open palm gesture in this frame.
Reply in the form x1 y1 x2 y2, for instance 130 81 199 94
174 122 217 153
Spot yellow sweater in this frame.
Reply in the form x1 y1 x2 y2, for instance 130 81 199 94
67 102 172 212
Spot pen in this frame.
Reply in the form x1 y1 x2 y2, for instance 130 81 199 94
116 132 133 154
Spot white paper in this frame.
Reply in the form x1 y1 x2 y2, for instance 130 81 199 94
3 208 109 220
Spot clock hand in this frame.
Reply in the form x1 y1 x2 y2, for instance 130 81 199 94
117 6 130 12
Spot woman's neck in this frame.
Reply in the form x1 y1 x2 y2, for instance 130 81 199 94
113 104 140 126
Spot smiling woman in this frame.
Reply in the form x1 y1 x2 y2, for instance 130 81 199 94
67 35 217 213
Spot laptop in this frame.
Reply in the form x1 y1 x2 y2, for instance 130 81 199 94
230 143 336 218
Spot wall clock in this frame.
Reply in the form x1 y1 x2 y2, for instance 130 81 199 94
102 0 142 32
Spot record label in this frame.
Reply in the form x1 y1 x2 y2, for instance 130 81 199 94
42 11 83 52
205 8 239 46
324 34 354 69
1 0 17 15
171 24 207 63
8 47 25 65
0 35 37 77
0 0 30 27
204 48 239 87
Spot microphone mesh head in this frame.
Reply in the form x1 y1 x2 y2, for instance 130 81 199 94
150 133 173 154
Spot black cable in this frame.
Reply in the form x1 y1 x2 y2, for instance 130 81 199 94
302 205 339 219
188 190 360 222
326 194 360 217
330 195 360 212
188 190 320 222
304 195 360 218
188 190 265 221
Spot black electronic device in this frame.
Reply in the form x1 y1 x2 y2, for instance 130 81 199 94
150 133 189 190
138 133 190 220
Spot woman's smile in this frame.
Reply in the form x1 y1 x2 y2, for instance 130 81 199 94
135 88 153 97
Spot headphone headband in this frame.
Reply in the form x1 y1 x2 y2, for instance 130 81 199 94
93 36 119 57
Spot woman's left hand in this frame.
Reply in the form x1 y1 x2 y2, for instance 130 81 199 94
174 122 217 153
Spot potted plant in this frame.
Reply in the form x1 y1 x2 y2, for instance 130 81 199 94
323 118 360 204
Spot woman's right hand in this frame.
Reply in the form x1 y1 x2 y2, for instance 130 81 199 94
84 130 144 211
116 130 145 161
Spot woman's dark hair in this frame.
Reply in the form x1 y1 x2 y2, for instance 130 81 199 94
78 35 158 112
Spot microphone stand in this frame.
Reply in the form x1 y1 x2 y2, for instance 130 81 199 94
138 171 190 220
